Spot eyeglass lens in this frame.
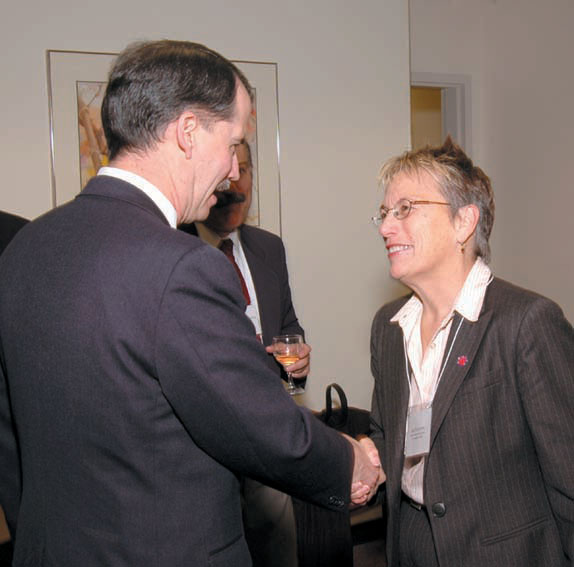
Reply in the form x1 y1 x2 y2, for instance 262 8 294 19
381 199 411 221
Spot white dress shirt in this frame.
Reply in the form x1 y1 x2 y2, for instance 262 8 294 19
196 223 263 337
98 167 178 228
392 258 493 504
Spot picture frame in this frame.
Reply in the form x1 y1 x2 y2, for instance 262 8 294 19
46 50 282 235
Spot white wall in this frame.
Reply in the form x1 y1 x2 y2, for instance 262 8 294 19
0 0 410 409
410 0 574 323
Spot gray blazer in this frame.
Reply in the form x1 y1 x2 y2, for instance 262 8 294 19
0 176 352 567
370 277 574 566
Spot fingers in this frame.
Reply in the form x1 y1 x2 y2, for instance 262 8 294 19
350 482 371 508
358 436 382 468
266 342 311 377
344 434 385 506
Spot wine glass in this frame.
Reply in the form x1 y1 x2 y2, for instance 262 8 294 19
272 334 305 396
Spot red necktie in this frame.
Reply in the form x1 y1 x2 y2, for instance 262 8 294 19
218 239 251 305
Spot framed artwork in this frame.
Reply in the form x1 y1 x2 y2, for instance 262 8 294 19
46 50 282 235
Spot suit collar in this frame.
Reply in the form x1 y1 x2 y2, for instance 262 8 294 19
79 175 170 227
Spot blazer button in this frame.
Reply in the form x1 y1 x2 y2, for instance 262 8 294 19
431 502 446 517
328 495 344 508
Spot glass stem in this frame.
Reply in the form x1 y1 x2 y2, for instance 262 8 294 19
286 371 296 394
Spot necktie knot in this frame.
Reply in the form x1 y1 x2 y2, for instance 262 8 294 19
219 238 234 257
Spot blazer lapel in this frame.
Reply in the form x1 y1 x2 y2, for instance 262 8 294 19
240 228 279 344
430 308 494 446
381 321 410 475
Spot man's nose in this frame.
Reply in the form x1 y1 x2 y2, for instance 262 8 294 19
228 154 240 181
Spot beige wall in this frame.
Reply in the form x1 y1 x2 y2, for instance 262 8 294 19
410 0 574 323
0 0 410 410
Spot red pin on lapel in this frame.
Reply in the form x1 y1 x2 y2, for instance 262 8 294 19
457 355 468 366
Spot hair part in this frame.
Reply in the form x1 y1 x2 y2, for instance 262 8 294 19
378 136 495 262
101 40 252 160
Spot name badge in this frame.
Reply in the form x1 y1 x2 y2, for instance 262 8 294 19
404 404 432 457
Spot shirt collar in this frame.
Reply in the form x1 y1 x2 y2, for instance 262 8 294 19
97 166 178 228
391 257 492 326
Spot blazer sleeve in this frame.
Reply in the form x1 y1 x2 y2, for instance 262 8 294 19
154 245 352 509
516 296 574 561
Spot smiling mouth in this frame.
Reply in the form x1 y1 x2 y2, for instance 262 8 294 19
387 245 412 254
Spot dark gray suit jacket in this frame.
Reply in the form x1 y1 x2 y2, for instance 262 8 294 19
370 278 574 567
0 176 352 567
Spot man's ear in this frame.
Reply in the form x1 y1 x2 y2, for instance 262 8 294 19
175 111 199 160
455 203 480 245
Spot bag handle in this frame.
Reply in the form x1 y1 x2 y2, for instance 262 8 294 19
324 383 348 424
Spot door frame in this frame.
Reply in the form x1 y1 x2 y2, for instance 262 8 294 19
411 72 472 154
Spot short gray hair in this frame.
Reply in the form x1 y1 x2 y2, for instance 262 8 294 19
378 136 495 262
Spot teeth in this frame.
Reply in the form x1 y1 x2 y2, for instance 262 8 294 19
388 245 411 253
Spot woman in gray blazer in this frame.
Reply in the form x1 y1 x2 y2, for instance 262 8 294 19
369 136 573 566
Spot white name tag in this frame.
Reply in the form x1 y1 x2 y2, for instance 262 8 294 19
404 405 432 457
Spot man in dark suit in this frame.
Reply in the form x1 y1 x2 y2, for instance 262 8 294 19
180 140 309 382
181 139 308 567
370 137 574 566
0 40 382 567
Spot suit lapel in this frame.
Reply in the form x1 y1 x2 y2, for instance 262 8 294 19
381 321 410 477
430 307 494 447
240 228 278 344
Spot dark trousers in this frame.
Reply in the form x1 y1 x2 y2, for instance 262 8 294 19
399 498 439 567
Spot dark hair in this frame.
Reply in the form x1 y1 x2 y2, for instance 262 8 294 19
378 136 495 262
101 40 252 160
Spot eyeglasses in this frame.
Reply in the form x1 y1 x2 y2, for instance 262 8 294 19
370 198 450 227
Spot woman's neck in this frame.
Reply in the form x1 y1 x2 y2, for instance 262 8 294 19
412 258 476 352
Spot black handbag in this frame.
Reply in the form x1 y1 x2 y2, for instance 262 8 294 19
293 383 371 567
317 383 372 438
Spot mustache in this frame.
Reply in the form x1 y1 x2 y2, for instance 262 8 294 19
213 189 246 208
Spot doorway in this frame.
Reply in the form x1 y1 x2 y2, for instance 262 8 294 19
410 72 471 152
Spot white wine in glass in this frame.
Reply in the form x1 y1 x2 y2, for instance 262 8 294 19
272 334 304 395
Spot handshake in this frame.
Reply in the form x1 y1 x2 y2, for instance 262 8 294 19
345 435 385 507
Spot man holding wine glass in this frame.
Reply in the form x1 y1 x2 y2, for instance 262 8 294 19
180 140 311 566
179 139 311 391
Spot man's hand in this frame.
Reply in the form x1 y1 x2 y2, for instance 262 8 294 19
343 434 385 506
265 342 311 378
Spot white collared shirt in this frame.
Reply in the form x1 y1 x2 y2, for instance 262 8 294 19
196 223 263 337
98 167 178 228
393 257 493 504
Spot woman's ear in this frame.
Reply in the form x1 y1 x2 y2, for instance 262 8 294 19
455 204 480 248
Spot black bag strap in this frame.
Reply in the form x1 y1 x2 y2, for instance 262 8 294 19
324 383 348 424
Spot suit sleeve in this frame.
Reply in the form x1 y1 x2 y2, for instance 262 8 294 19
516 297 574 561
154 245 352 510
0 359 21 537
